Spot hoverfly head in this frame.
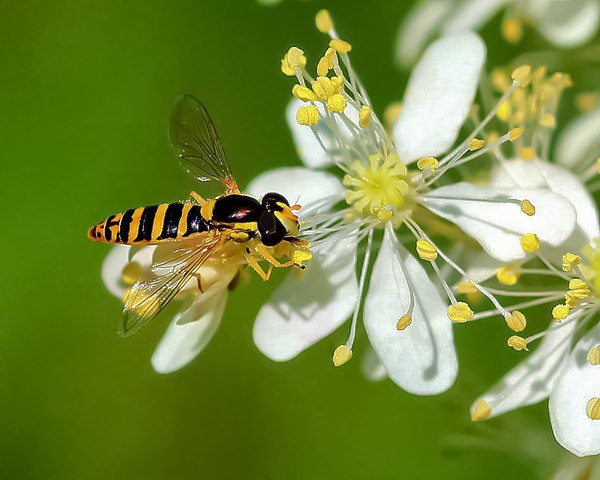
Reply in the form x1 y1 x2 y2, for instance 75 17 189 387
259 192 302 246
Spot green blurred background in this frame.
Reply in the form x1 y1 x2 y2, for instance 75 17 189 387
2 0 596 478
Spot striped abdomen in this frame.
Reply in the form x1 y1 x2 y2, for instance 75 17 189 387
88 203 210 245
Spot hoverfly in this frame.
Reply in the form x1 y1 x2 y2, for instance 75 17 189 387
88 94 310 336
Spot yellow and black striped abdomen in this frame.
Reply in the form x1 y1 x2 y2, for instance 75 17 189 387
88 203 211 245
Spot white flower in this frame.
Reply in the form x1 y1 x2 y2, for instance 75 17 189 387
396 0 600 67
250 11 577 395
101 169 342 374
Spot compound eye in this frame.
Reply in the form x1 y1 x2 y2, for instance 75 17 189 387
258 211 286 246
262 192 289 211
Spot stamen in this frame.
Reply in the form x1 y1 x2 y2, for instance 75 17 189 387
505 311 527 332
468 138 486 151
396 314 412 331
296 105 319 126
416 238 437 261
588 345 600 366
520 199 535 216
448 302 474 323
507 335 528 351
552 304 570 322
329 38 352 54
586 398 600 420
511 65 532 87
358 105 372 128
315 9 334 34
332 344 353 367
416 156 439 175
520 233 539 253
471 400 492 421
562 252 582 272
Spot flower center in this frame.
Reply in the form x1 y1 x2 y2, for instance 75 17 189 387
343 153 411 224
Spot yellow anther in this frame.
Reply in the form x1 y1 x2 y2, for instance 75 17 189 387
577 93 596 112
562 252 582 272
292 248 312 265
520 147 535 160
487 132 499 144
586 398 600 420
396 314 412 331
292 84 318 102
416 238 437 261
471 400 492 421
491 68 511 92
507 335 528 351
329 38 352 54
552 304 570 322
520 233 539 253
296 105 319 126
505 311 527 332
286 47 305 68
316 57 329 77
520 199 535 216
468 138 486 151
587 345 600 365
565 291 581 308
326 93 347 113
330 75 344 91
511 65 532 87
502 16 522 44
509 127 525 142
457 280 478 294
359 105 372 128
539 113 556 128
315 9 334 33
332 345 352 367
416 156 439 175
496 101 510 122
496 265 520 286
384 102 402 129
569 278 590 299
447 302 474 323
312 76 343 100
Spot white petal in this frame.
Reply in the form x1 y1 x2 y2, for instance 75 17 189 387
151 289 227 374
362 346 388 382
555 109 600 171
395 0 453 68
253 234 359 361
549 321 600 457
490 159 600 244
246 166 345 215
472 318 578 418
101 245 131 298
442 0 510 33
393 33 485 163
421 182 577 262
534 0 600 48
286 99 359 169
363 223 457 395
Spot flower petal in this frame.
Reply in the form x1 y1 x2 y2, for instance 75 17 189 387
442 0 510 33
253 234 358 361
393 33 485 163
363 223 457 395
151 289 228 374
421 182 577 262
555 109 600 172
549 321 600 457
362 346 388 382
101 245 131 298
532 0 600 48
395 0 453 68
471 318 578 419
286 99 359 169
246 166 345 215
490 159 600 245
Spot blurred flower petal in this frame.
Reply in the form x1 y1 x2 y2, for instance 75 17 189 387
443 0 509 33
101 245 131 298
533 0 600 47
555 109 600 170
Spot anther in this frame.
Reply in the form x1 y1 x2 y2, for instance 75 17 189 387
457 281 478 294
502 16 522 44
509 127 525 142
396 314 412 331
471 400 492 421
468 138 486 151
359 105 372 128
568 278 590 300
416 239 437 261
416 156 439 174
507 335 528 351
520 199 535 216
505 311 526 332
326 93 346 113
292 84 318 102
315 9 334 33
496 265 520 286
496 101 510 121
329 38 352 54
332 345 353 367
286 47 305 68
519 147 535 160
562 253 581 272
520 233 539 253
296 105 319 126
586 398 600 420
588 345 600 366
511 65 532 87
552 304 570 322
539 113 556 128
447 302 474 323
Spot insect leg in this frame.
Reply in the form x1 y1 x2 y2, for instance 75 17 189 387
255 244 295 268
189 191 208 206
244 251 271 281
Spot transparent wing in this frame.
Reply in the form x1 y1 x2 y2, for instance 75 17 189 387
169 94 239 193
120 232 225 337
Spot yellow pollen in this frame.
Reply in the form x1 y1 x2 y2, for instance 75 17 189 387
552 304 570 322
587 345 600 365
468 138 486 151
496 101 510 122
496 265 520 286
520 147 536 160
511 65 532 87
416 238 437 261
507 335 528 351
332 345 352 367
471 400 492 421
505 311 527 332
281 48 307 76
562 252 582 272
447 302 474 323
329 38 352 54
457 280 478 294
296 105 319 126
359 105 372 128
326 93 347 113
509 127 525 142
316 57 329 77
502 16 522 44
569 278 590 300
396 314 412 331
565 291 581 308
586 398 600 420
315 9 334 33
539 113 556 128
286 47 305 68
416 156 439 175
520 233 540 253
520 199 535 216
292 84 318 102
